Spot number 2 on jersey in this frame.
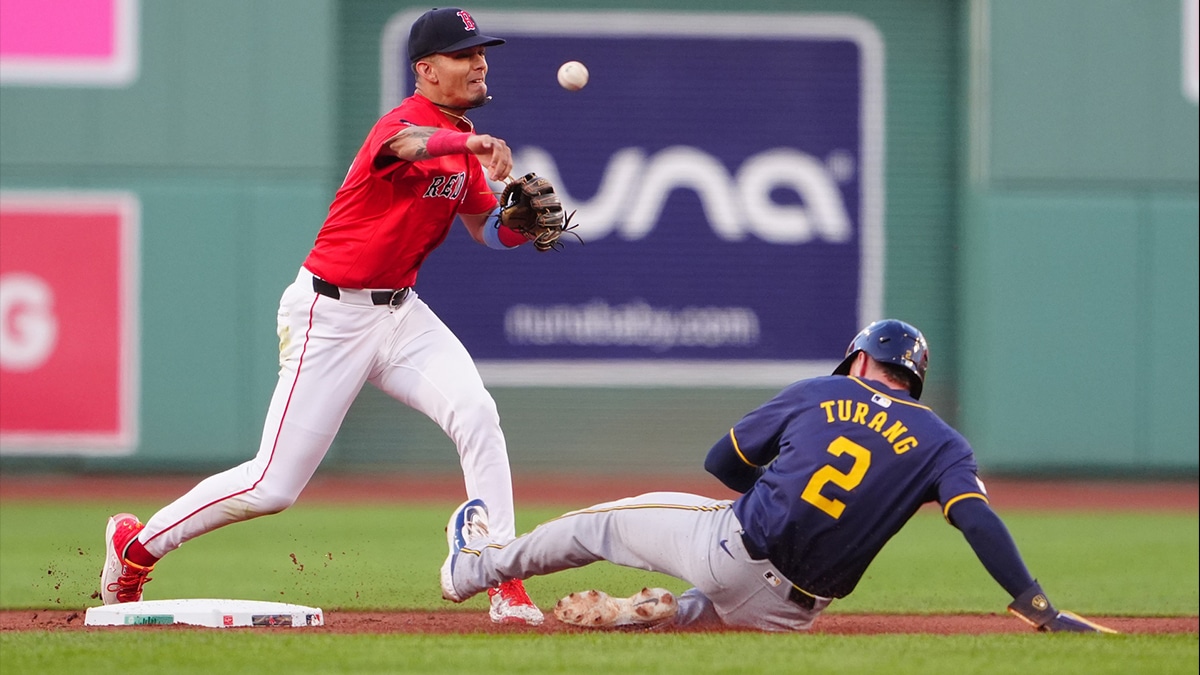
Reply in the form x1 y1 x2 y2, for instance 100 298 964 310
800 436 871 519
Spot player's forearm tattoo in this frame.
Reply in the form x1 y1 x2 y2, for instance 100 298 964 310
405 127 438 160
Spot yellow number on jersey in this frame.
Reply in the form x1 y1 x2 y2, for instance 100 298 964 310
800 436 872 519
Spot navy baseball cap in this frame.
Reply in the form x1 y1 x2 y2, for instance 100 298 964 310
408 8 505 62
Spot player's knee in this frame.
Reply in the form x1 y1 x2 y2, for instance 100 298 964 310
442 396 501 439
248 487 300 515
459 395 500 424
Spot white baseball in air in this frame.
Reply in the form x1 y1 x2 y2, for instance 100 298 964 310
557 60 589 91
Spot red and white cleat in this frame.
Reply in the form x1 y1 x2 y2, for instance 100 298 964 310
99 513 154 605
488 578 544 625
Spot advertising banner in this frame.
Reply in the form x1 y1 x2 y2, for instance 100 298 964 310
0 192 139 454
0 0 139 86
381 11 884 386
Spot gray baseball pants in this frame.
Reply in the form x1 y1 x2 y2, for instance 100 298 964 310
447 491 831 631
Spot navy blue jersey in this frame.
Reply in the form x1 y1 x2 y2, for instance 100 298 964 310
729 375 987 599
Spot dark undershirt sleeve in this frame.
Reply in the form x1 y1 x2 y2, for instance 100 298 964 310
947 497 1036 598
704 433 765 494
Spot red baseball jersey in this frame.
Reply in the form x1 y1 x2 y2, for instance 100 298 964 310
304 94 498 289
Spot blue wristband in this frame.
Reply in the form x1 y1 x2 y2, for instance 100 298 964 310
483 211 519 250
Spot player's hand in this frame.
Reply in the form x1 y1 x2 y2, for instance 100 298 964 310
1006 582 1117 634
466 134 512 182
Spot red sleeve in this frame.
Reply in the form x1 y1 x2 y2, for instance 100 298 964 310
366 117 412 177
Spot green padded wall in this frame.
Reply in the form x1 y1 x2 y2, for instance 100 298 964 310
958 0 1198 473
1 1 338 465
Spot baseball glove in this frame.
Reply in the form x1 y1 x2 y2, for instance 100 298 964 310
498 173 578 251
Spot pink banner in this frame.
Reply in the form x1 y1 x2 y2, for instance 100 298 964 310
0 193 139 454
0 0 138 85
0 0 114 57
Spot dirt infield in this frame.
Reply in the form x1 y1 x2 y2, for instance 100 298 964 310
1 473 1196 635
2 608 1196 635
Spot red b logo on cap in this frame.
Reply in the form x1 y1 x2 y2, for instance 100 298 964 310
457 11 476 31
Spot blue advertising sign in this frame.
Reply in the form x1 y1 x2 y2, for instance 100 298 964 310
380 11 884 386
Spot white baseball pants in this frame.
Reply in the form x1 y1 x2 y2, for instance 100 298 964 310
138 266 517 556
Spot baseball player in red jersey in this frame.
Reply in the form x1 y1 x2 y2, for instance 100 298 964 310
100 8 546 625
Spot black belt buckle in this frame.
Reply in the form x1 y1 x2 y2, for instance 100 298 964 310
372 287 409 308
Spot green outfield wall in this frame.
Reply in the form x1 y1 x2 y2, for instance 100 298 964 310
1 1 1194 475
957 0 1198 472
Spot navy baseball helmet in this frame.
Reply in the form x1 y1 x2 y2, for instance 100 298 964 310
408 8 505 62
833 319 929 399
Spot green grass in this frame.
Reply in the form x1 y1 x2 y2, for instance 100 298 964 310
0 502 691 612
840 510 1200 615
1 500 1196 674
2 502 1195 615
1 631 1196 675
